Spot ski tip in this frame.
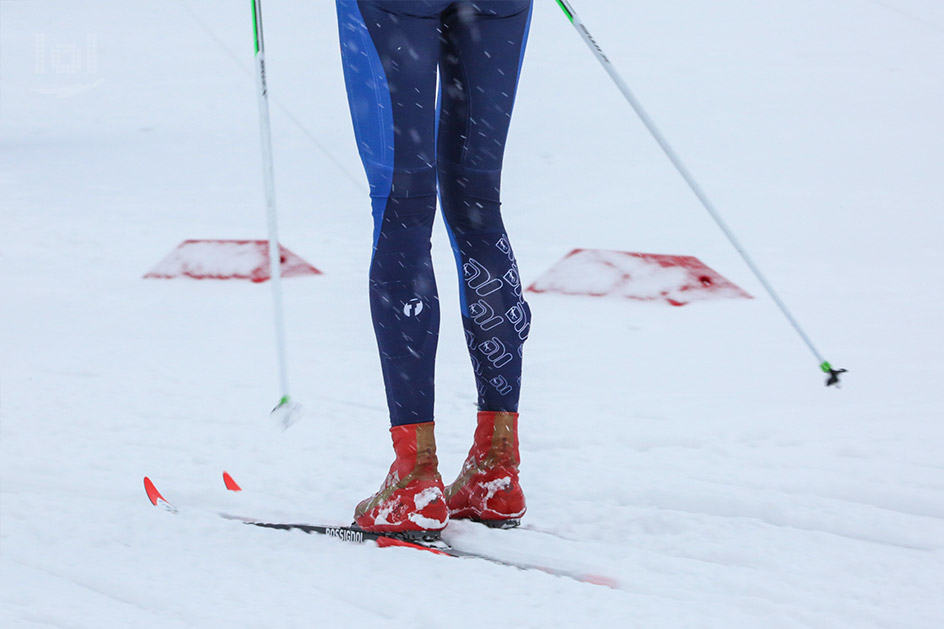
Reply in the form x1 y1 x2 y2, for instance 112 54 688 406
223 471 242 492
143 476 161 506
143 476 177 513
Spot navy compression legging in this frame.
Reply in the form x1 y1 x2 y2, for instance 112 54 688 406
336 0 533 426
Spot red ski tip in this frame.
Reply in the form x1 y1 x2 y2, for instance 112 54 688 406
143 476 177 513
223 471 242 492
143 476 163 506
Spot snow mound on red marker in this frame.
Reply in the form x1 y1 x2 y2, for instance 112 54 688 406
526 249 751 306
143 239 321 283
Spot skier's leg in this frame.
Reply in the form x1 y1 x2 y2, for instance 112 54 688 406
437 0 533 524
337 0 446 426
336 0 452 533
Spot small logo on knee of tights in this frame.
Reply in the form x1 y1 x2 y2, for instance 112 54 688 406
403 298 424 317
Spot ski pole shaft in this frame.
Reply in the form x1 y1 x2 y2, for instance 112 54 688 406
555 0 845 386
252 1 303 421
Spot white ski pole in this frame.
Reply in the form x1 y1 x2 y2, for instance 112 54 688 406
252 0 303 426
555 0 845 387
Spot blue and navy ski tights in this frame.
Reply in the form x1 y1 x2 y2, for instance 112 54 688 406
336 0 533 426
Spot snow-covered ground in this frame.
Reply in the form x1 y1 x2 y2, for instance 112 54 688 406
2 0 943 626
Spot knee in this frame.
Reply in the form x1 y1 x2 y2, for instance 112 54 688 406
371 163 438 239
390 163 437 199
438 160 504 234
367 161 437 201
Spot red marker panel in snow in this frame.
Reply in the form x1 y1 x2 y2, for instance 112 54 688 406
143 240 322 283
526 249 751 306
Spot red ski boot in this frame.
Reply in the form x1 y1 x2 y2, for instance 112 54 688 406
445 411 526 528
353 422 448 539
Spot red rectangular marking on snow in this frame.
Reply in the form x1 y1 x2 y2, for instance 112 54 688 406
526 249 751 306
143 240 322 283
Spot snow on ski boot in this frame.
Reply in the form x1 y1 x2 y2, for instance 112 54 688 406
445 411 526 528
353 421 448 541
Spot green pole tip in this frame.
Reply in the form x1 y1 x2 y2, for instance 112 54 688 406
820 361 832 373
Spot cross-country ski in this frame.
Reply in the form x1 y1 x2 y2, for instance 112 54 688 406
143 476 618 588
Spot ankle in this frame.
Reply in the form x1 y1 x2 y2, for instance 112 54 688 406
472 411 520 468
